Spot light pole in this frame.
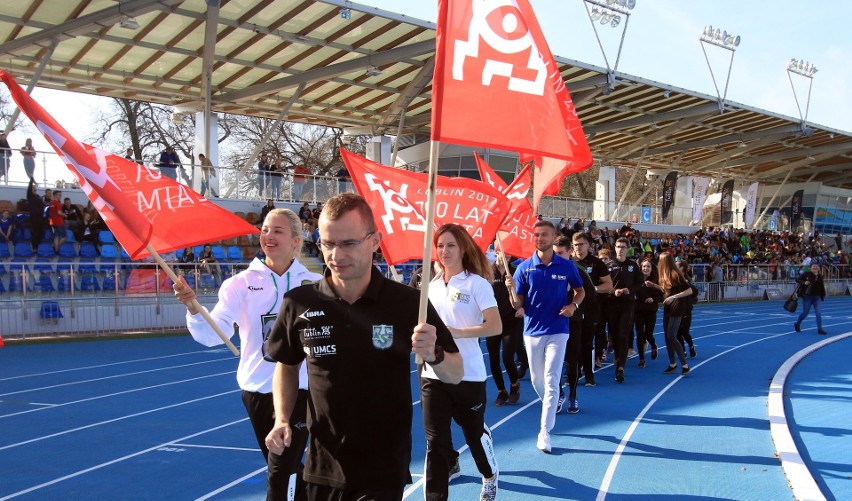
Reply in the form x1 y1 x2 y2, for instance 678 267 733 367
699 25 741 108
582 0 637 83
786 58 817 124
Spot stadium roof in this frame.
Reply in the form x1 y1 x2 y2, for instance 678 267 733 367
2 0 851 189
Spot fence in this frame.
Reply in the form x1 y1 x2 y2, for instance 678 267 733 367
686 263 850 303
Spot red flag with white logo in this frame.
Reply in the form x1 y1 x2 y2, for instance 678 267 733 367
475 154 536 258
341 148 510 265
1 70 258 259
432 0 593 214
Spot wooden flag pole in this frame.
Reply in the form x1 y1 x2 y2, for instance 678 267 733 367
147 244 240 356
494 234 518 304
415 140 442 365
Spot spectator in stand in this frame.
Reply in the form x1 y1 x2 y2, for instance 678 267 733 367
124 147 135 161
27 178 47 251
260 199 276 227
180 246 196 273
198 243 221 276
311 203 322 222
297 202 313 227
0 209 14 244
0 132 11 183
301 222 318 257
198 153 217 198
270 158 285 200
48 190 66 253
292 164 310 201
336 166 351 194
79 212 101 253
256 153 270 197
157 145 180 181
62 197 83 236
573 218 585 234
21 138 36 180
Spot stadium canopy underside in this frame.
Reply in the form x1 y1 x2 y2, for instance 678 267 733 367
1 0 851 189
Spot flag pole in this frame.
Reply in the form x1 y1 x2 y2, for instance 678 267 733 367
147 244 240 356
493 234 518 304
416 140 441 364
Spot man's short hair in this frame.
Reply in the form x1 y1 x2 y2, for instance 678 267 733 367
554 236 572 249
572 232 590 243
615 237 629 245
533 220 556 232
321 193 376 232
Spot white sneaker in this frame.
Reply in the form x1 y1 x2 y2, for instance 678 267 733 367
480 473 498 501
536 431 552 453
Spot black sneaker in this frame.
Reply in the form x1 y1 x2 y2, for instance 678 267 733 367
638 359 646 368
584 376 596 387
651 346 658 360
689 346 697 358
663 364 677 374
508 382 520 404
449 457 461 482
494 390 509 407
681 365 690 375
517 363 528 380
818 329 827 335
615 368 625 383
794 323 801 332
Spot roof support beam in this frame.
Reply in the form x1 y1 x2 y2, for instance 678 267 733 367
376 56 435 133
685 136 778 172
607 112 714 159
200 0 220 159
584 103 720 134
218 39 435 102
4 40 56 134
730 142 852 173
624 125 802 160
0 0 182 56
754 151 841 181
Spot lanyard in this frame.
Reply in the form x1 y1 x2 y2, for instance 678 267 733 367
265 272 291 315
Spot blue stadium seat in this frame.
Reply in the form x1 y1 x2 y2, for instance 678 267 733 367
40 301 63 321
183 274 197 289
79 242 99 258
43 228 53 242
65 228 76 243
56 258 74 274
77 258 97 274
0 243 10 258
120 247 130 260
193 245 204 256
58 242 77 258
99 231 116 244
200 274 219 290
33 258 55 274
9 257 30 274
227 245 243 262
0 279 5 293
37 243 55 258
102 273 122 291
100 245 119 259
57 274 74 292
8 274 24 293
37 274 55 293
99 259 118 273
80 275 100 292
211 245 226 261
13 242 33 258
0 263 6 275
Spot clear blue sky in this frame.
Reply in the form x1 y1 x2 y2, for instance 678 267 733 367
10 0 852 185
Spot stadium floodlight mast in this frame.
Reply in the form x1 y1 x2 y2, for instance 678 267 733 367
583 0 637 94
786 58 818 124
698 25 741 108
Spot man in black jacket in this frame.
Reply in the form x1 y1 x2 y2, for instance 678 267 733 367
27 178 47 251
794 264 827 334
605 237 643 383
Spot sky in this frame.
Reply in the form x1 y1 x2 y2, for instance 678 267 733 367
4 0 851 187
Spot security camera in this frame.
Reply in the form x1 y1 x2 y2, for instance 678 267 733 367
254 25 261 34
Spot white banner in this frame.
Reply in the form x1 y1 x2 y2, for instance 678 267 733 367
744 182 759 227
692 177 711 224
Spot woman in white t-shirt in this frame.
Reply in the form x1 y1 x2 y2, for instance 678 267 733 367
421 224 502 501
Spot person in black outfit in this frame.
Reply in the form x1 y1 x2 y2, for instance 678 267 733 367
265 193 463 500
634 259 662 367
489 254 521 406
794 264 827 334
658 252 693 375
605 237 643 383
26 178 47 251
571 232 612 386
676 260 698 357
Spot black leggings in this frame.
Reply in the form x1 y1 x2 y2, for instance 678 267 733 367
562 316 583 399
634 308 659 360
242 389 309 501
577 314 596 379
486 316 521 391
676 310 694 348
607 301 634 370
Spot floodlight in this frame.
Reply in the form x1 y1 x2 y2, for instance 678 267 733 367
119 17 140 30
627 0 636 8
340 8 351 20
591 8 602 21
600 13 611 24
365 66 382 77
611 15 621 27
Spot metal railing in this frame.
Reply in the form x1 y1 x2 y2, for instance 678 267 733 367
685 263 850 303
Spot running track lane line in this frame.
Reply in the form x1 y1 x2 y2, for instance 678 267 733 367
768 331 851 501
195 465 269 501
0 417 250 501
595 318 811 501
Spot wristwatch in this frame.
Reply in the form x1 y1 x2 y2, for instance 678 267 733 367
427 345 445 366
572 301 580 310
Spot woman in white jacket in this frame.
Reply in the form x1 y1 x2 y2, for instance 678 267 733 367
174 208 321 501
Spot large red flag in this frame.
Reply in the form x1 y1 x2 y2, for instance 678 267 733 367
475 154 536 258
341 148 510 265
432 0 593 214
1 70 258 259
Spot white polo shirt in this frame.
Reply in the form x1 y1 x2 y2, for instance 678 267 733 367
422 270 497 383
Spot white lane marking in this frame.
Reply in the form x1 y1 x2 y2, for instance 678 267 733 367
768 332 851 501
0 348 230 382
0 417 249 501
194 465 269 501
0 358 230 398
595 319 851 501
0 388 240 451
0 371 235 420
171 443 258 453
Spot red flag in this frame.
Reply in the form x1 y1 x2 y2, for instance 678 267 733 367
475 154 536 258
341 148 509 265
1 70 258 259
432 0 593 214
